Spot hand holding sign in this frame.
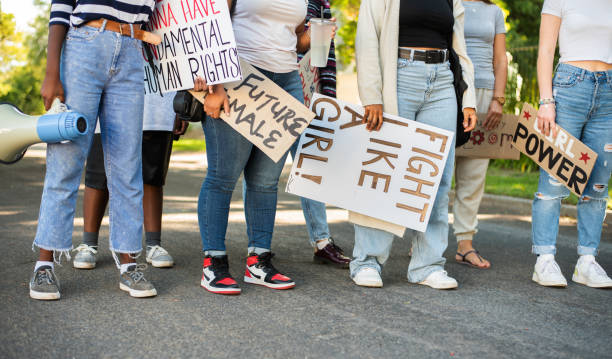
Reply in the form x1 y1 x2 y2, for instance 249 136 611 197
511 103 597 196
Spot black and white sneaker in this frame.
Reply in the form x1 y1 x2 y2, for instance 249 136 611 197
201 255 241 295
244 252 295 290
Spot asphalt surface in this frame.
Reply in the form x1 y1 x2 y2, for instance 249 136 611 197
0 149 611 359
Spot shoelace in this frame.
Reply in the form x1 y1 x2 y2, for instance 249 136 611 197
543 259 562 274
147 245 168 258
587 260 607 277
73 244 98 255
210 256 231 276
254 252 280 276
126 264 148 283
328 238 345 255
36 268 55 285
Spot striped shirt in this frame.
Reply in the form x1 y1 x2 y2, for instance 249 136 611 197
50 0 155 27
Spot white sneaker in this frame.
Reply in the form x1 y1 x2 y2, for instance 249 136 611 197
352 267 383 288
418 270 458 290
73 244 97 269
532 254 567 287
572 255 612 288
146 245 174 268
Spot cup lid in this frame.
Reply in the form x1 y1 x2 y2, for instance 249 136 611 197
310 18 335 24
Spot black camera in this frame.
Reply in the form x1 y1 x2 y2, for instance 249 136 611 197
173 90 205 123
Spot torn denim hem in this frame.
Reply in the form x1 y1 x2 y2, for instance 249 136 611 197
32 242 73 264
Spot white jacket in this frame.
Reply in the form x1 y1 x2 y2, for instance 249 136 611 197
350 0 476 236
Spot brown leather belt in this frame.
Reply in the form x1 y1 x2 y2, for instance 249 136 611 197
84 19 161 45
398 48 448 64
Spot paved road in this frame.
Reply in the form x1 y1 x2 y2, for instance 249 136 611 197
1 150 610 358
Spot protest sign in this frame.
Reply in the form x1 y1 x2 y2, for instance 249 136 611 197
456 113 520 160
298 51 320 107
511 103 597 196
285 94 454 232
190 60 316 163
144 0 241 94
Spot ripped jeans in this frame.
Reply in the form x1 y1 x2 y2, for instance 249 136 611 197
532 63 612 256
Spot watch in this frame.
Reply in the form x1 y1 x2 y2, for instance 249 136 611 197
493 96 505 105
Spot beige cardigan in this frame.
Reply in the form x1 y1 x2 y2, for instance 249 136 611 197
349 0 477 236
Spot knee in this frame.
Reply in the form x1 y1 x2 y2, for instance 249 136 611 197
535 176 570 200
580 183 609 203
204 176 237 193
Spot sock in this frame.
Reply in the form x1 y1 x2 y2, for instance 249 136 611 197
120 263 136 274
248 247 270 256
316 238 330 250
34 261 54 272
145 232 162 247
204 250 227 257
83 232 99 247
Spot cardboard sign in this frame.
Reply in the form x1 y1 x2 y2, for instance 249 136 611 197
144 0 241 94
511 103 597 196
285 94 454 232
298 51 320 108
190 60 316 163
456 113 520 160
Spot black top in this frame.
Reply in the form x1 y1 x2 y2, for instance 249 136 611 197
399 0 454 49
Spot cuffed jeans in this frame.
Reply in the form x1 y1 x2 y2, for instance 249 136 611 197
453 88 493 241
351 59 457 283
33 24 145 255
532 63 612 256
198 68 303 252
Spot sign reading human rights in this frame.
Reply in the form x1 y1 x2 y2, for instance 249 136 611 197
456 113 520 160
298 51 320 108
285 94 454 232
190 60 316 163
512 103 597 196
144 0 241 94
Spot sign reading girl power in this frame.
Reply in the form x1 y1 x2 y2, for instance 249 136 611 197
144 0 241 94
286 94 454 232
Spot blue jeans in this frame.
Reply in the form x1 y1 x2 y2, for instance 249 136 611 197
198 68 303 252
33 24 145 255
351 59 457 283
532 63 612 256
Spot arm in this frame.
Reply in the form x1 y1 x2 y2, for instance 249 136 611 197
483 33 508 130
451 0 477 131
355 0 384 131
41 25 68 110
296 21 310 53
536 14 561 137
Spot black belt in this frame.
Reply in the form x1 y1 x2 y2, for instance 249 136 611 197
398 48 448 63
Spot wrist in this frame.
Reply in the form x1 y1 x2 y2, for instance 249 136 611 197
539 98 555 106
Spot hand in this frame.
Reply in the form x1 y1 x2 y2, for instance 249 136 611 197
363 104 384 132
193 76 212 93
536 104 557 137
483 100 503 131
463 107 477 132
330 17 337 38
40 73 65 111
172 115 189 136
205 84 229 119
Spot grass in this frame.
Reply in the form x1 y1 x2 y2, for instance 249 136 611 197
173 138 612 209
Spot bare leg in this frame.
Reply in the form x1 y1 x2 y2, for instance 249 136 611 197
143 184 163 233
83 186 109 233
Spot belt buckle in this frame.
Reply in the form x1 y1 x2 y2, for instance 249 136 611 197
425 51 436 64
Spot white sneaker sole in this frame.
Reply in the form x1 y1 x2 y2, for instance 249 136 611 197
532 272 567 287
119 283 157 298
243 275 295 290
352 277 383 288
418 281 458 290
572 273 612 288
147 258 174 268
200 279 241 295
73 261 96 269
29 289 60 300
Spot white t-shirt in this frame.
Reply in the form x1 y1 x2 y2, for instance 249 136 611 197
95 92 176 133
232 0 307 73
542 0 612 64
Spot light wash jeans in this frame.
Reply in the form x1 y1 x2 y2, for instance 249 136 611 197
351 59 457 283
34 24 145 255
532 63 612 256
198 68 302 252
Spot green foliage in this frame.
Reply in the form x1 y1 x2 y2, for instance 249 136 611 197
332 0 360 69
0 0 48 114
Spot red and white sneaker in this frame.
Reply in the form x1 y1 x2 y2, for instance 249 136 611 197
201 255 241 295
244 252 295 290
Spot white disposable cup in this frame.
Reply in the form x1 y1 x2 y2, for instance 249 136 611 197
309 18 335 67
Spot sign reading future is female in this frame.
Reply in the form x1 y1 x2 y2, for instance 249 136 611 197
286 94 454 232
144 0 242 94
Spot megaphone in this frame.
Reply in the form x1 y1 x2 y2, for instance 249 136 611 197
0 101 88 164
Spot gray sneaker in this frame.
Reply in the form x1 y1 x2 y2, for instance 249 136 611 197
29 266 60 300
73 244 97 269
146 245 174 268
119 264 157 298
